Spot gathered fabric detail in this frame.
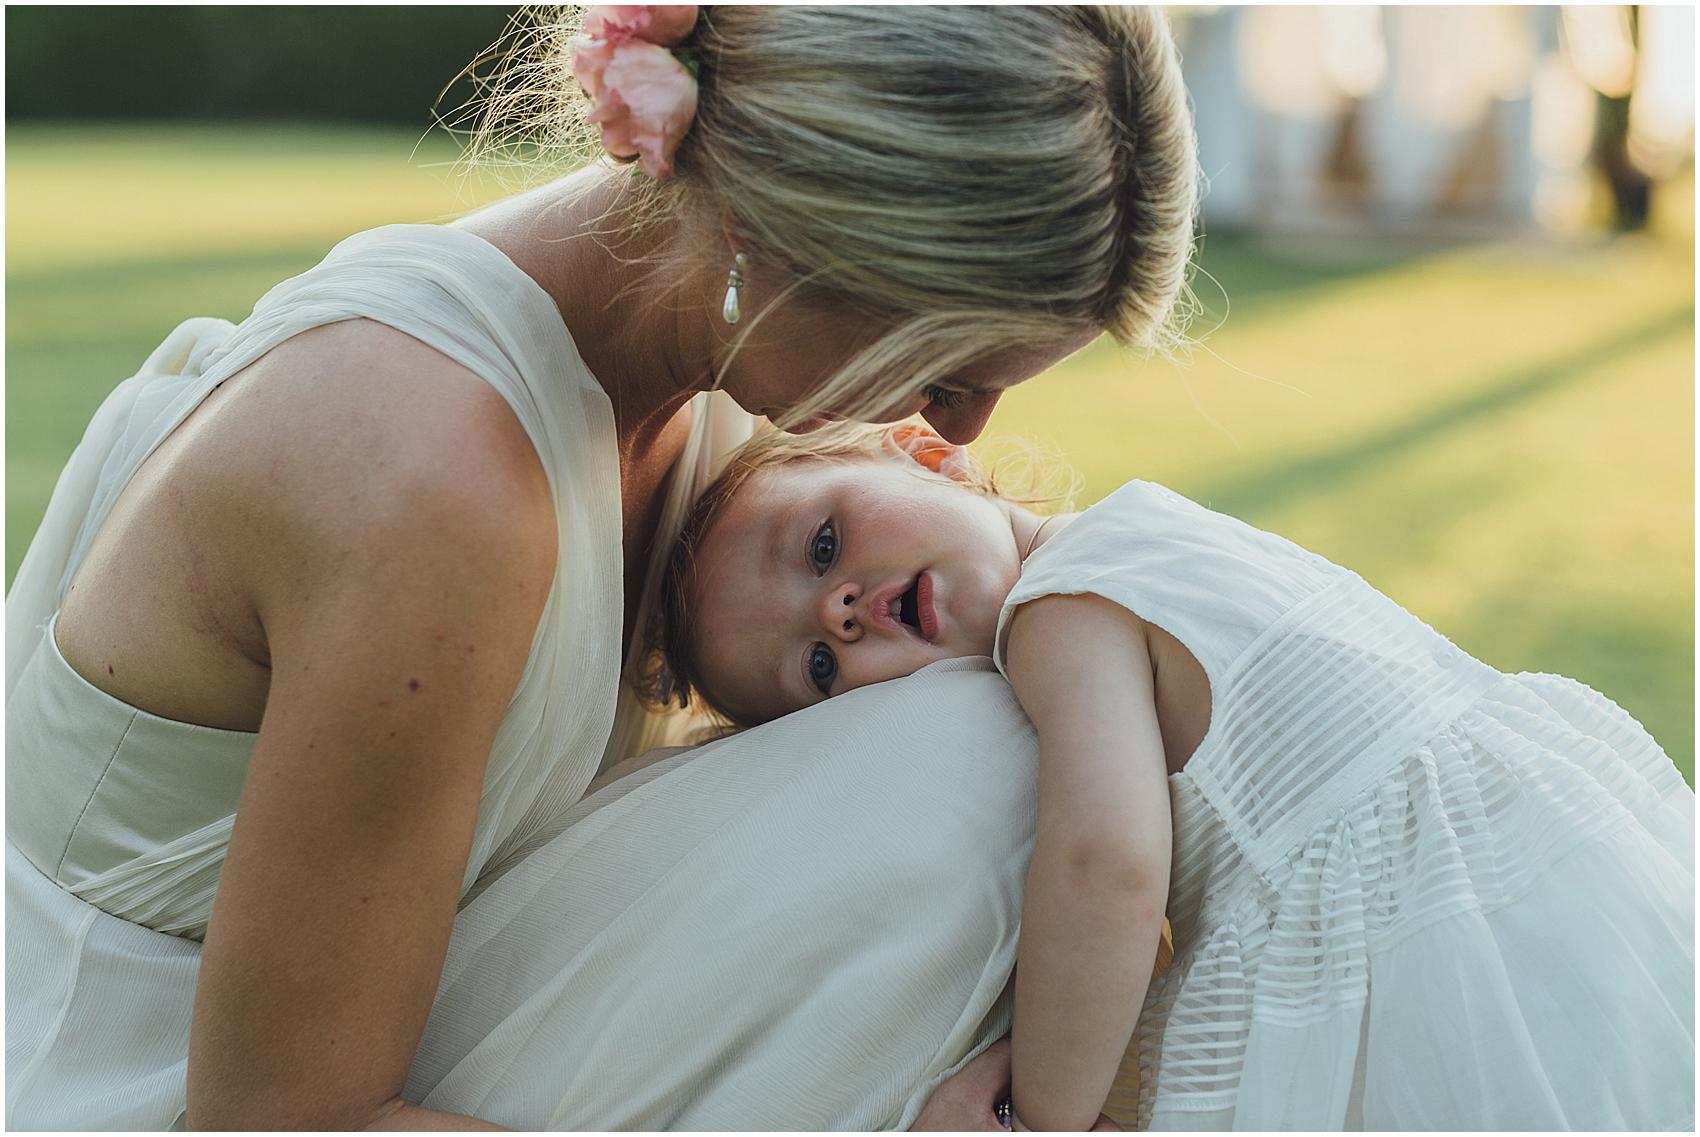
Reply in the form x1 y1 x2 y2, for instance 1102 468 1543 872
63 818 234 941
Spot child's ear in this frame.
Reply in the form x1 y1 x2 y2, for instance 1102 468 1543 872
885 423 972 480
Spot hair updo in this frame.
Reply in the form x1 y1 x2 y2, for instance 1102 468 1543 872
466 5 1200 425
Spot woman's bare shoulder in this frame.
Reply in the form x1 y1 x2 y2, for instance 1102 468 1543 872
185 318 560 640
55 318 560 731
209 319 555 539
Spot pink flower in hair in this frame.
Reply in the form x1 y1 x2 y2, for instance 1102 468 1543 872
575 40 699 178
583 4 698 48
570 37 618 101
572 5 701 178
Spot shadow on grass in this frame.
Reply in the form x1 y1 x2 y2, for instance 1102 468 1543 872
1195 304 1696 518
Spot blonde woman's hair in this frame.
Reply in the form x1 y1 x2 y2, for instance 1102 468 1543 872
639 420 1077 729
462 5 1201 427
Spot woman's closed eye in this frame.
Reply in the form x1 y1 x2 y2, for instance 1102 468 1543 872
807 642 837 696
922 384 969 410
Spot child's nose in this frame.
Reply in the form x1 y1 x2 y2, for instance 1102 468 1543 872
821 583 863 643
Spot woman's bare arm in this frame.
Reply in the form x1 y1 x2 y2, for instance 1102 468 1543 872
184 328 556 1129
1003 594 1173 1132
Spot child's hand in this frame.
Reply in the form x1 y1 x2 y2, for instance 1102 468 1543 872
1003 1099 1122 1131
912 1040 1123 1133
911 1038 1014 1131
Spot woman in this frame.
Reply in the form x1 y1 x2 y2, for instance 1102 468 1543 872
6 6 1197 1129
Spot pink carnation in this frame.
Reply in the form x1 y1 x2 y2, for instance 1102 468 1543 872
571 4 700 178
570 37 617 101
575 40 699 179
583 5 698 48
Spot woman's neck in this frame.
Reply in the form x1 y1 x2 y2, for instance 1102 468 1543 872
456 168 720 458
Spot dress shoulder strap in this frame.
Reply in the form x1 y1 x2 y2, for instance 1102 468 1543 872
216 224 618 505
994 481 1345 686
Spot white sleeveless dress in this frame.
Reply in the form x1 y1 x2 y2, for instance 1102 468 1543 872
994 481 1695 1130
4 222 729 1126
6 223 1035 1130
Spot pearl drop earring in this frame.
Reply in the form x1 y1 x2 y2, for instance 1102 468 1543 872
721 252 748 325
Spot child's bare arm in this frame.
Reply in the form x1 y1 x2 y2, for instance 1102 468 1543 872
1003 593 1173 1131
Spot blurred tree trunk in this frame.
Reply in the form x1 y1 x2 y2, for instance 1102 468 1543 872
1592 5 1651 231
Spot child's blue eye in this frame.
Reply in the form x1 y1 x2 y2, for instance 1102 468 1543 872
808 643 837 695
811 521 837 573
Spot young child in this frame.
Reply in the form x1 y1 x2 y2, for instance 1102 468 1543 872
646 421 1694 1131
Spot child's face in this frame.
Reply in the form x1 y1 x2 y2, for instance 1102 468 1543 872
691 456 1022 724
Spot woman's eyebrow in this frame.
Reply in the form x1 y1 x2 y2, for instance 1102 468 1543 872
936 371 1010 396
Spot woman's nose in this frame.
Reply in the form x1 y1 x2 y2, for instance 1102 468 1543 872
821 583 863 642
920 392 1002 445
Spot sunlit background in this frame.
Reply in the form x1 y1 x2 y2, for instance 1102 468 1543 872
6 6 1693 778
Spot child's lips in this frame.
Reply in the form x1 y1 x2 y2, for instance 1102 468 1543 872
870 574 937 643
869 580 908 633
915 571 938 643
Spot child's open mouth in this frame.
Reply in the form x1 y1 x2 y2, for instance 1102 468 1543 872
892 572 938 643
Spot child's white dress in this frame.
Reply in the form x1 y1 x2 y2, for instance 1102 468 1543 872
995 481 1694 1131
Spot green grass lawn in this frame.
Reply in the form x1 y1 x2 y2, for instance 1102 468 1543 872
8 122 1694 781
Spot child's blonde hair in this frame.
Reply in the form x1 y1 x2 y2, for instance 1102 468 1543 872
640 421 1076 727
462 5 1201 427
